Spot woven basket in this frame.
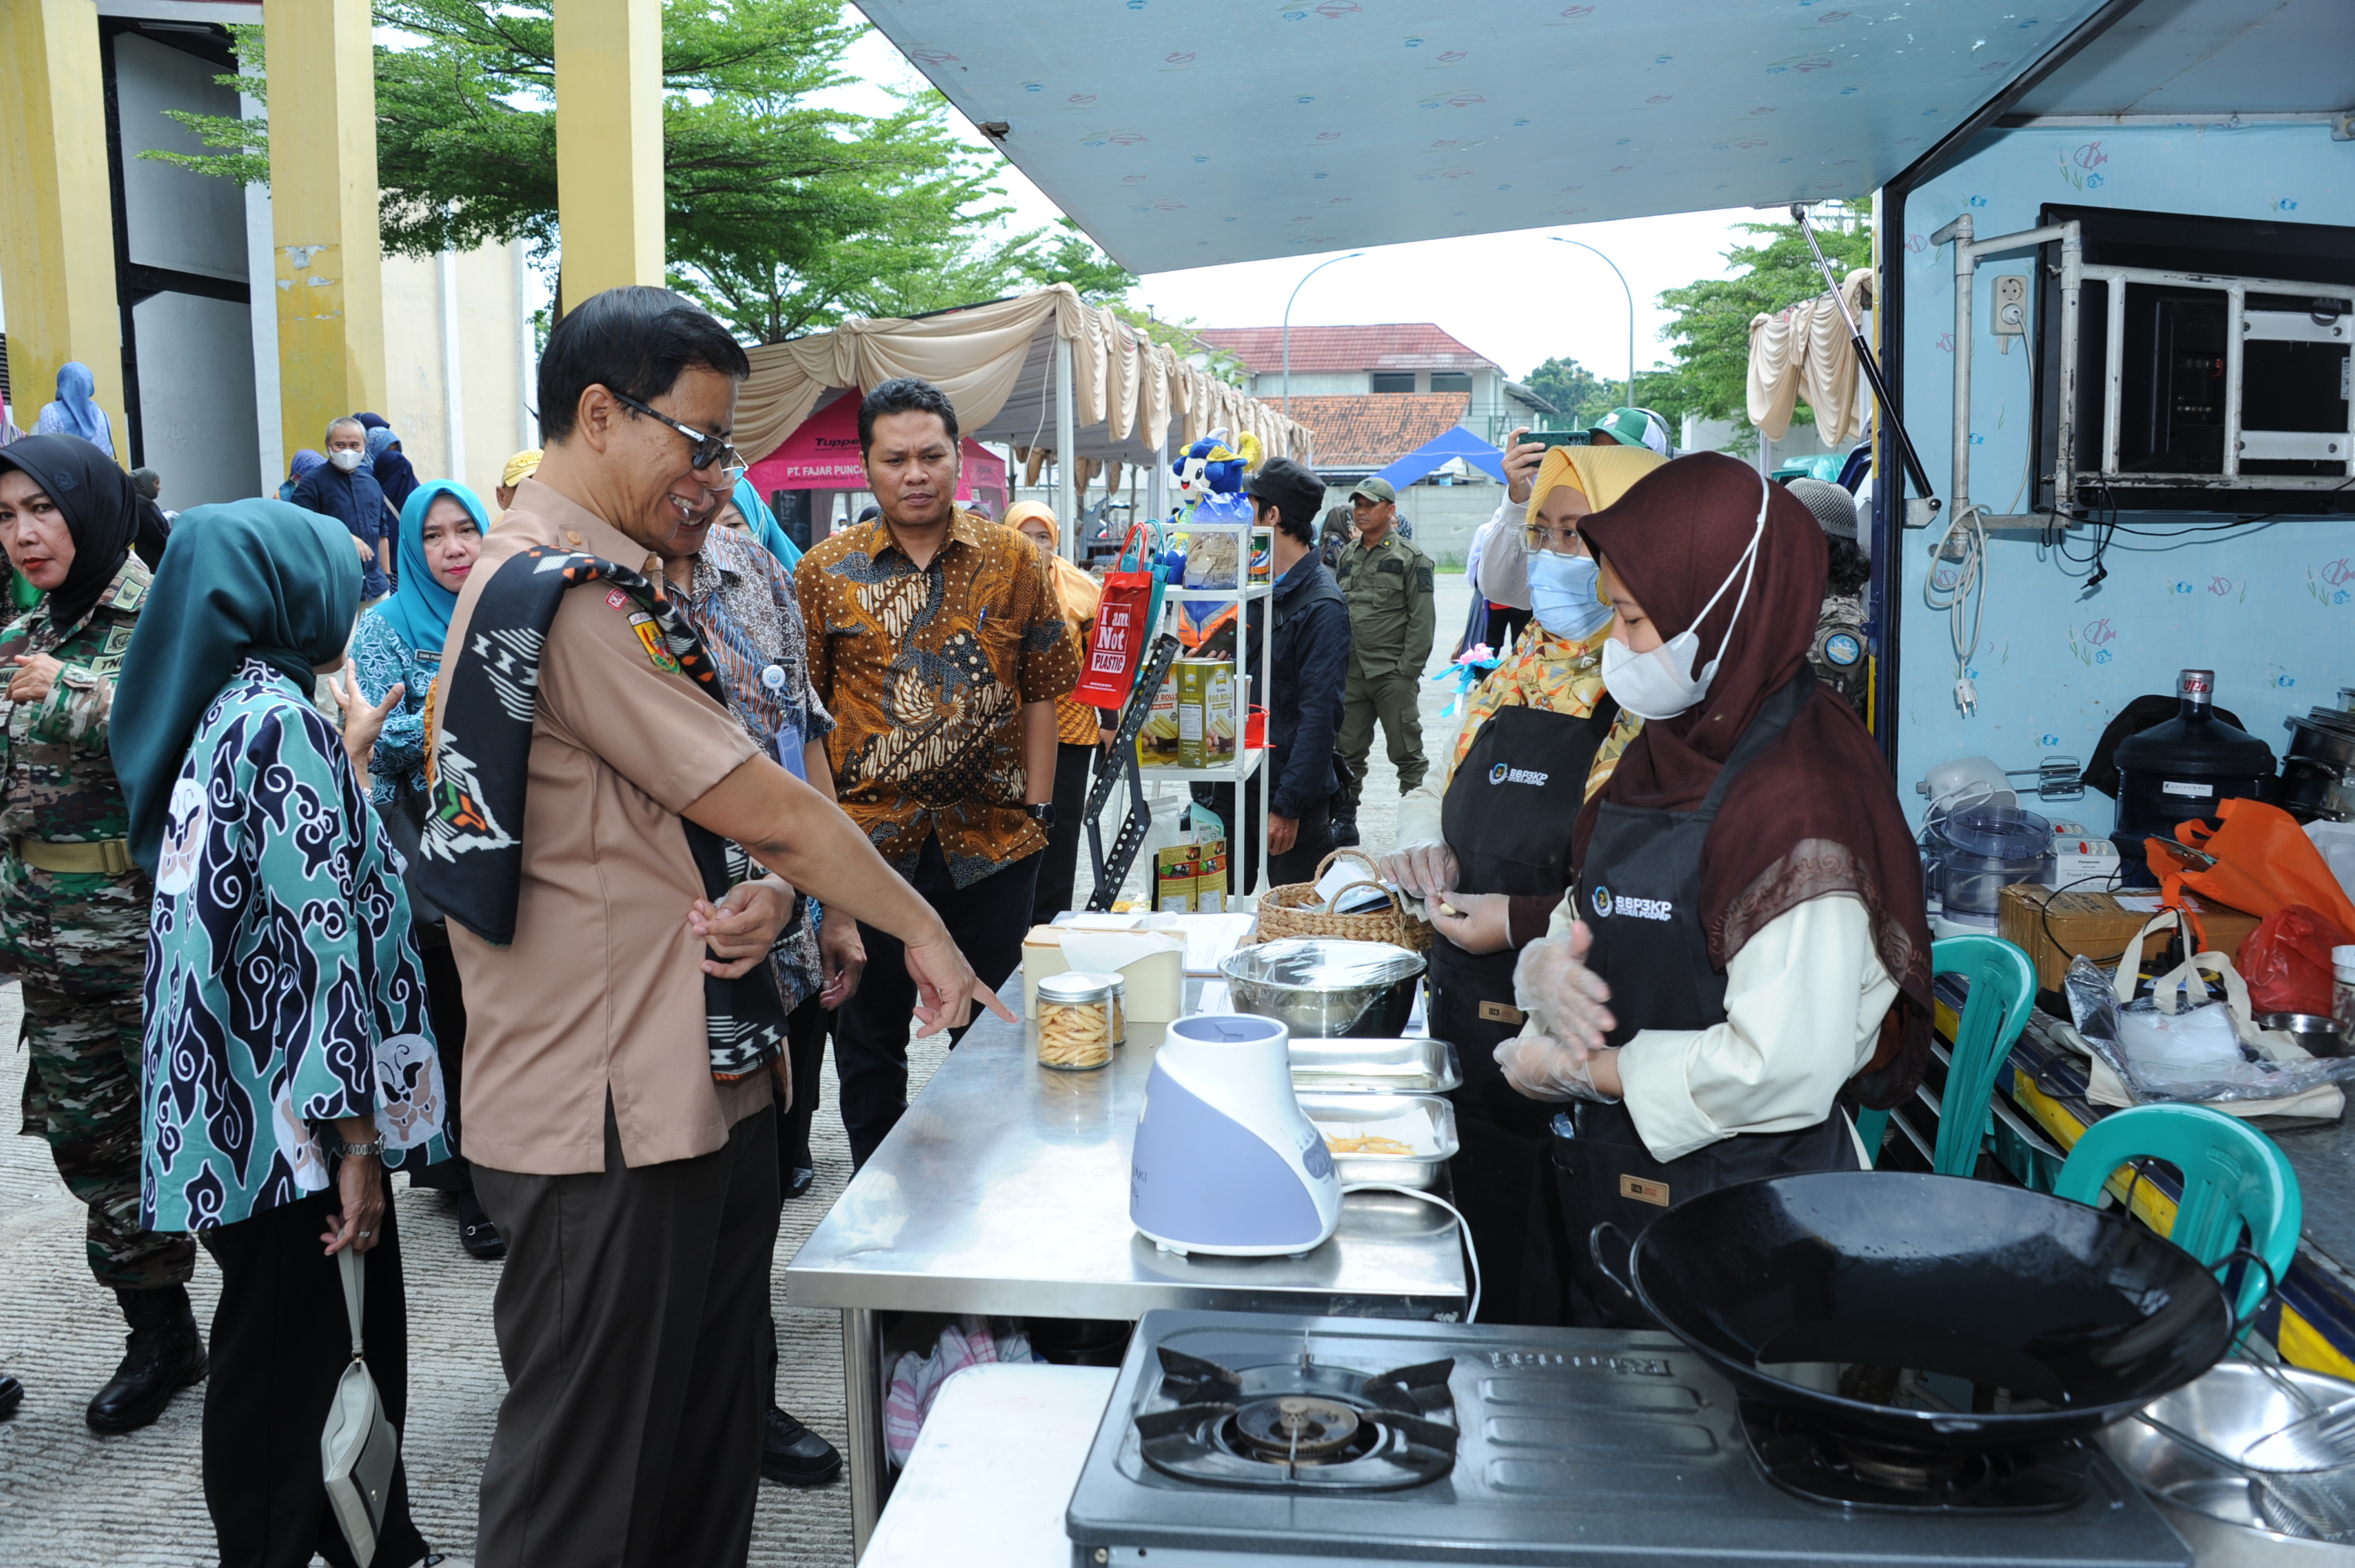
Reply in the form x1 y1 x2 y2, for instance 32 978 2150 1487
1255 848 1433 954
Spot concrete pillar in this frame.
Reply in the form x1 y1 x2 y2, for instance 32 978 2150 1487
555 0 664 305
263 0 387 461
0 0 127 452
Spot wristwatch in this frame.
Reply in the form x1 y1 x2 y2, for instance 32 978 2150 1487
329 1132 386 1160
1025 802 1057 828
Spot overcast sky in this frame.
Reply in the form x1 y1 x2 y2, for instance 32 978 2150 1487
828 20 1768 385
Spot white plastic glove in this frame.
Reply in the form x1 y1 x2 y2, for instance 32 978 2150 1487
1494 1031 1621 1104
1378 839 1459 902
1512 919 1616 1054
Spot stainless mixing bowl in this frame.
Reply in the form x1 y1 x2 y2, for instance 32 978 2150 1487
2259 1013 2351 1058
2097 1361 2355 1565
1221 938 1425 1038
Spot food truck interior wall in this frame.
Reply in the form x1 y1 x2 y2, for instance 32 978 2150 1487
1885 121 2355 831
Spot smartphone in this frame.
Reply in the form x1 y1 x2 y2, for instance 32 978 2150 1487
1523 429 1592 449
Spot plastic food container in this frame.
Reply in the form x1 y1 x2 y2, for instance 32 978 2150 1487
1035 973 1117 1072
1931 804 2054 924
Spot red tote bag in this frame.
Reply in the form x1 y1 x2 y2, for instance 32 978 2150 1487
1072 522 1167 709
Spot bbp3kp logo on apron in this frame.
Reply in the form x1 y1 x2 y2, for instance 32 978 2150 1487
1592 884 1673 922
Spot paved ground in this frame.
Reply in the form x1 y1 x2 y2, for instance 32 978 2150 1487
0 575 1476 1567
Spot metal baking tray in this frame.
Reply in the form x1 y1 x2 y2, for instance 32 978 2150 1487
1287 1036 1461 1095
1297 1091 1459 1189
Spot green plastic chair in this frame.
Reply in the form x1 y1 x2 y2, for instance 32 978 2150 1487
1855 934 2038 1174
2053 1103 2302 1327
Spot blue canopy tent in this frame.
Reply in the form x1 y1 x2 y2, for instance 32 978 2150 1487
1372 426 1506 493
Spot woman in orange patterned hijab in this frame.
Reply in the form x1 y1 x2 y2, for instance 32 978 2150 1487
1005 501 1111 922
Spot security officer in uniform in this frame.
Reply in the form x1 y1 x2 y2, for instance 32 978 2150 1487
1331 476 1436 847
1787 478 1871 720
0 436 205 1431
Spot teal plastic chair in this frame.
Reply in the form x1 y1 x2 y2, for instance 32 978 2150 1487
1856 934 2038 1173
2053 1103 2302 1328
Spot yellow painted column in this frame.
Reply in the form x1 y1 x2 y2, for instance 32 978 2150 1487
555 0 666 305
263 0 386 461
0 0 127 453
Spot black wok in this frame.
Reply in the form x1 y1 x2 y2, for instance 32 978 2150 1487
1621 1172 2235 1451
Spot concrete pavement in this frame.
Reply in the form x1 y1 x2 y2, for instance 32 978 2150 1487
0 574 1479 1566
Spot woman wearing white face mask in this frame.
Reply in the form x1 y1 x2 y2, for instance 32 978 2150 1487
1497 452 1934 1328
1375 441 1660 1323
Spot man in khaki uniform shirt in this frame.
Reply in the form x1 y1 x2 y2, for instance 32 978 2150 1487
1333 475 1437 845
435 288 1004 1568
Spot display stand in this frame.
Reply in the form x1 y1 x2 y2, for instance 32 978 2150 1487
1081 518 1275 910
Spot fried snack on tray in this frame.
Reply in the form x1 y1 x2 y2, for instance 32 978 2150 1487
1324 1133 1416 1157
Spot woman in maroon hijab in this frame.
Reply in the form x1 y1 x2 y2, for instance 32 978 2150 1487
1499 452 1932 1327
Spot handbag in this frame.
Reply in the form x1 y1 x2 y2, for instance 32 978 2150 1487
1071 521 1169 709
321 1247 399 1568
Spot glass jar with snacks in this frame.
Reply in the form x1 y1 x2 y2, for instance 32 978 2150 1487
1036 973 1118 1072
1106 975 1127 1047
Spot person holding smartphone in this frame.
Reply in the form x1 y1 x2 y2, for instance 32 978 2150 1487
1376 437 1663 1322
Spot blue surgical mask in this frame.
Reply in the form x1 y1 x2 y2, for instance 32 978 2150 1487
1527 551 1611 640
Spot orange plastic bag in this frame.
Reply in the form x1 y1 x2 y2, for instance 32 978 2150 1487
2240 904 2355 1017
2143 797 2355 946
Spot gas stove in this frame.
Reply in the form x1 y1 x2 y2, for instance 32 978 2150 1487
1064 1311 2192 1567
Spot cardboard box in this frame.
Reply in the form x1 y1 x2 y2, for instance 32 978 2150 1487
1021 924 1185 1022
1998 885 2265 996
1175 658 1234 769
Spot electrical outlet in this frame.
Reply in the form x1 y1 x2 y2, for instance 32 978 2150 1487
1993 276 2028 354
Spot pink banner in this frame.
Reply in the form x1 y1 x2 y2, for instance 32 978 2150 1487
744 388 1009 513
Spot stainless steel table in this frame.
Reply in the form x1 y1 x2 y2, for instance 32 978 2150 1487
785 983 1470 1555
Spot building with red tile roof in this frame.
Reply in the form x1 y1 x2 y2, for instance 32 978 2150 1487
1280 393 1472 476
1195 323 1554 457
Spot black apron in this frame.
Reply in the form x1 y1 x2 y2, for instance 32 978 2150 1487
1428 700 1616 1324
1545 671 1859 1328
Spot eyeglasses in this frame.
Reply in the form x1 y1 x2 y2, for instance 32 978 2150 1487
1524 521 1586 556
607 388 748 482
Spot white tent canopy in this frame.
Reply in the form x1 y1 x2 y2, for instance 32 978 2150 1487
736 286 1315 514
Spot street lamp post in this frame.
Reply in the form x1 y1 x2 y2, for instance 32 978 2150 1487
1550 237 1636 413
1282 251 1364 415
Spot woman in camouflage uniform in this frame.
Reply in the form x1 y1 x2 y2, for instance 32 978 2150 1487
0 435 204 1432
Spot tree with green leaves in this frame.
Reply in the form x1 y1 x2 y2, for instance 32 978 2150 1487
1652 203 1872 433
141 1 1134 342
1522 356 1607 428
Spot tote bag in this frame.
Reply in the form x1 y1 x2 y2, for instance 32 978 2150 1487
1072 521 1168 709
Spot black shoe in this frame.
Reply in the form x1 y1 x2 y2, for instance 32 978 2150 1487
1331 816 1361 848
784 1166 816 1200
457 1192 507 1260
762 1405 843 1487
87 1285 206 1433
0 1372 23 1421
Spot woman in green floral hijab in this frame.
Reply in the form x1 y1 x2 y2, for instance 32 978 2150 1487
112 499 448 1568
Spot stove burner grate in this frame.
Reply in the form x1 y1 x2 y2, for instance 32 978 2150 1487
1740 1400 2089 1515
1232 1395 1370 1462
1135 1346 1458 1493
